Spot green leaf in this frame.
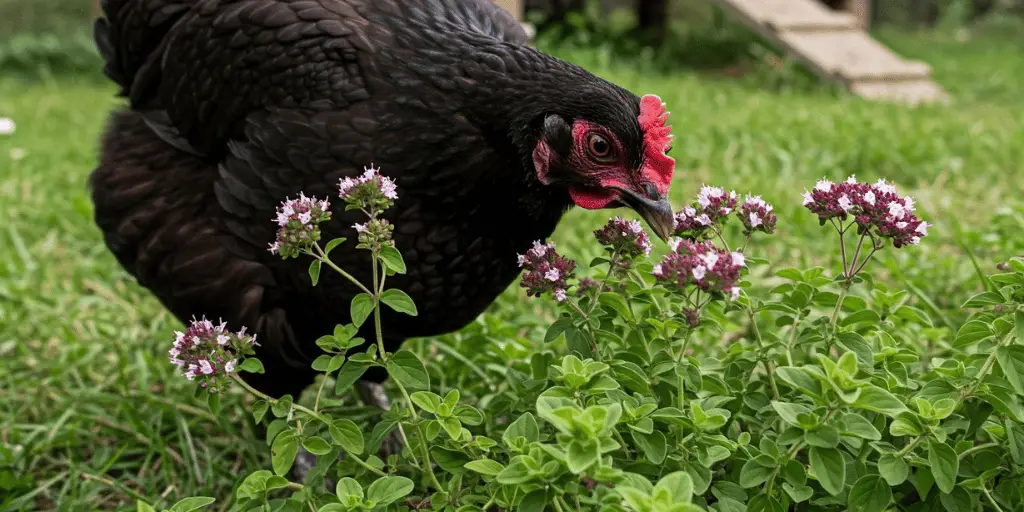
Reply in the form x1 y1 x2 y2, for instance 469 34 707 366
567 440 600 473
250 399 268 424
298 436 330 457
365 476 414 507
740 459 774 488
518 489 550 512
329 419 365 455
1017 310 1024 344
349 293 374 328
782 483 814 503
378 246 407 274
654 471 695 504
928 438 959 494
336 477 363 502
841 309 881 326
167 497 217 512
804 425 840 448
136 501 157 512
877 453 909 485
996 345 1024 395
774 367 824 400
771 401 813 427
440 417 462 440
632 430 668 465
308 260 322 286
323 237 346 255
961 291 1005 309
851 385 908 417
939 486 976 512
238 358 265 374
847 475 892 512
838 413 881 440
334 360 371 394
380 289 418 316
809 446 846 496
271 430 299 476
411 391 441 414
503 412 540 445
386 350 430 391
954 320 995 348
598 292 634 322
464 459 505 477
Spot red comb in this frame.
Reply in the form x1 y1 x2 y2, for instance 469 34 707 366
638 94 675 194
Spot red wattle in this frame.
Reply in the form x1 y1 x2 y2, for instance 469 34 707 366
569 187 617 210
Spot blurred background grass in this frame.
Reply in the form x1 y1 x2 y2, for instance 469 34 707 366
2 0 1024 509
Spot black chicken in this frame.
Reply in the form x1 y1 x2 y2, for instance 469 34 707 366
90 0 677 455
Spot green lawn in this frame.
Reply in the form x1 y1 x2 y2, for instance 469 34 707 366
2 30 1024 510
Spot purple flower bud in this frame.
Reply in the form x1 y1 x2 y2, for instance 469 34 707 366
517 240 576 302
593 216 653 262
653 238 745 300
803 175 930 248
169 316 257 391
268 193 331 259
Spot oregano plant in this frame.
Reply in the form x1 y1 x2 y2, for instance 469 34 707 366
146 172 1024 512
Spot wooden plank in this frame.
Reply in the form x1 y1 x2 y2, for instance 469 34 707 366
849 80 949 105
715 0 852 30
708 0 947 104
842 0 873 29
778 31 932 82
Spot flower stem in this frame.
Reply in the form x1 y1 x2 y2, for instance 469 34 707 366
963 330 1016 399
313 373 330 413
229 374 386 477
715 227 731 252
784 315 802 366
847 232 868 276
982 486 1006 512
566 299 601 360
834 220 849 277
311 245 373 295
830 284 849 334
749 310 780 401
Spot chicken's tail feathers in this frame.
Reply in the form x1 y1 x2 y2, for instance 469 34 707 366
93 0 194 98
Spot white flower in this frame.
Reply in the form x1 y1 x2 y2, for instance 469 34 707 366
225 359 237 373
888 202 906 219
692 265 707 281
653 263 663 276
838 195 853 212
815 178 833 193
731 252 745 267
802 192 814 205
864 190 876 206
749 212 762 227
846 175 857 184
544 268 561 281
668 237 682 252
696 214 712 226
553 289 567 302
684 206 697 217
874 178 896 195
730 287 741 300
903 196 915 212
353 222 368 233
199 360 215 375
916 222 930 235
626 219 643 234
701 252 719 268
516 254 527 267
0 118 14 135
216 334 230 346
298 211 312 225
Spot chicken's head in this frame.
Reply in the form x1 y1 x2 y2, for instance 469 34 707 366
532 94 676 241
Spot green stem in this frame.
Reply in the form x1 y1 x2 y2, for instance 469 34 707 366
958 442 999 460
371 255 388 357
897 435 925 457
830 285 849 334
963 330 1016 399
230 374 386 477
784 315 801 367
584 249 620 317
414 423 444 491
312 245 373 295
313 373 330 413
982 486 1005 512
750 311 780 401
566 299 601 360
552 495 567 512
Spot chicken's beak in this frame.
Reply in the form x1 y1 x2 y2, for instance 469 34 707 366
613 187 675 242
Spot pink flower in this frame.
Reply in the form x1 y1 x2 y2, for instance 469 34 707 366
268 194 332 258
169 316 257 392
593 216 653 261
672 185 739 239
803 175 929 248
739 195 777 236
517 240 576 301
338 164 399 210
653 238 746 300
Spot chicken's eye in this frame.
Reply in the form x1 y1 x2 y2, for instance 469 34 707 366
586 133 614 161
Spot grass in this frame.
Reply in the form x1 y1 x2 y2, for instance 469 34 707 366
2 28 1024 510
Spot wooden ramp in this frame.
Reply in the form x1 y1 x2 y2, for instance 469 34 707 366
711 0 948 105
